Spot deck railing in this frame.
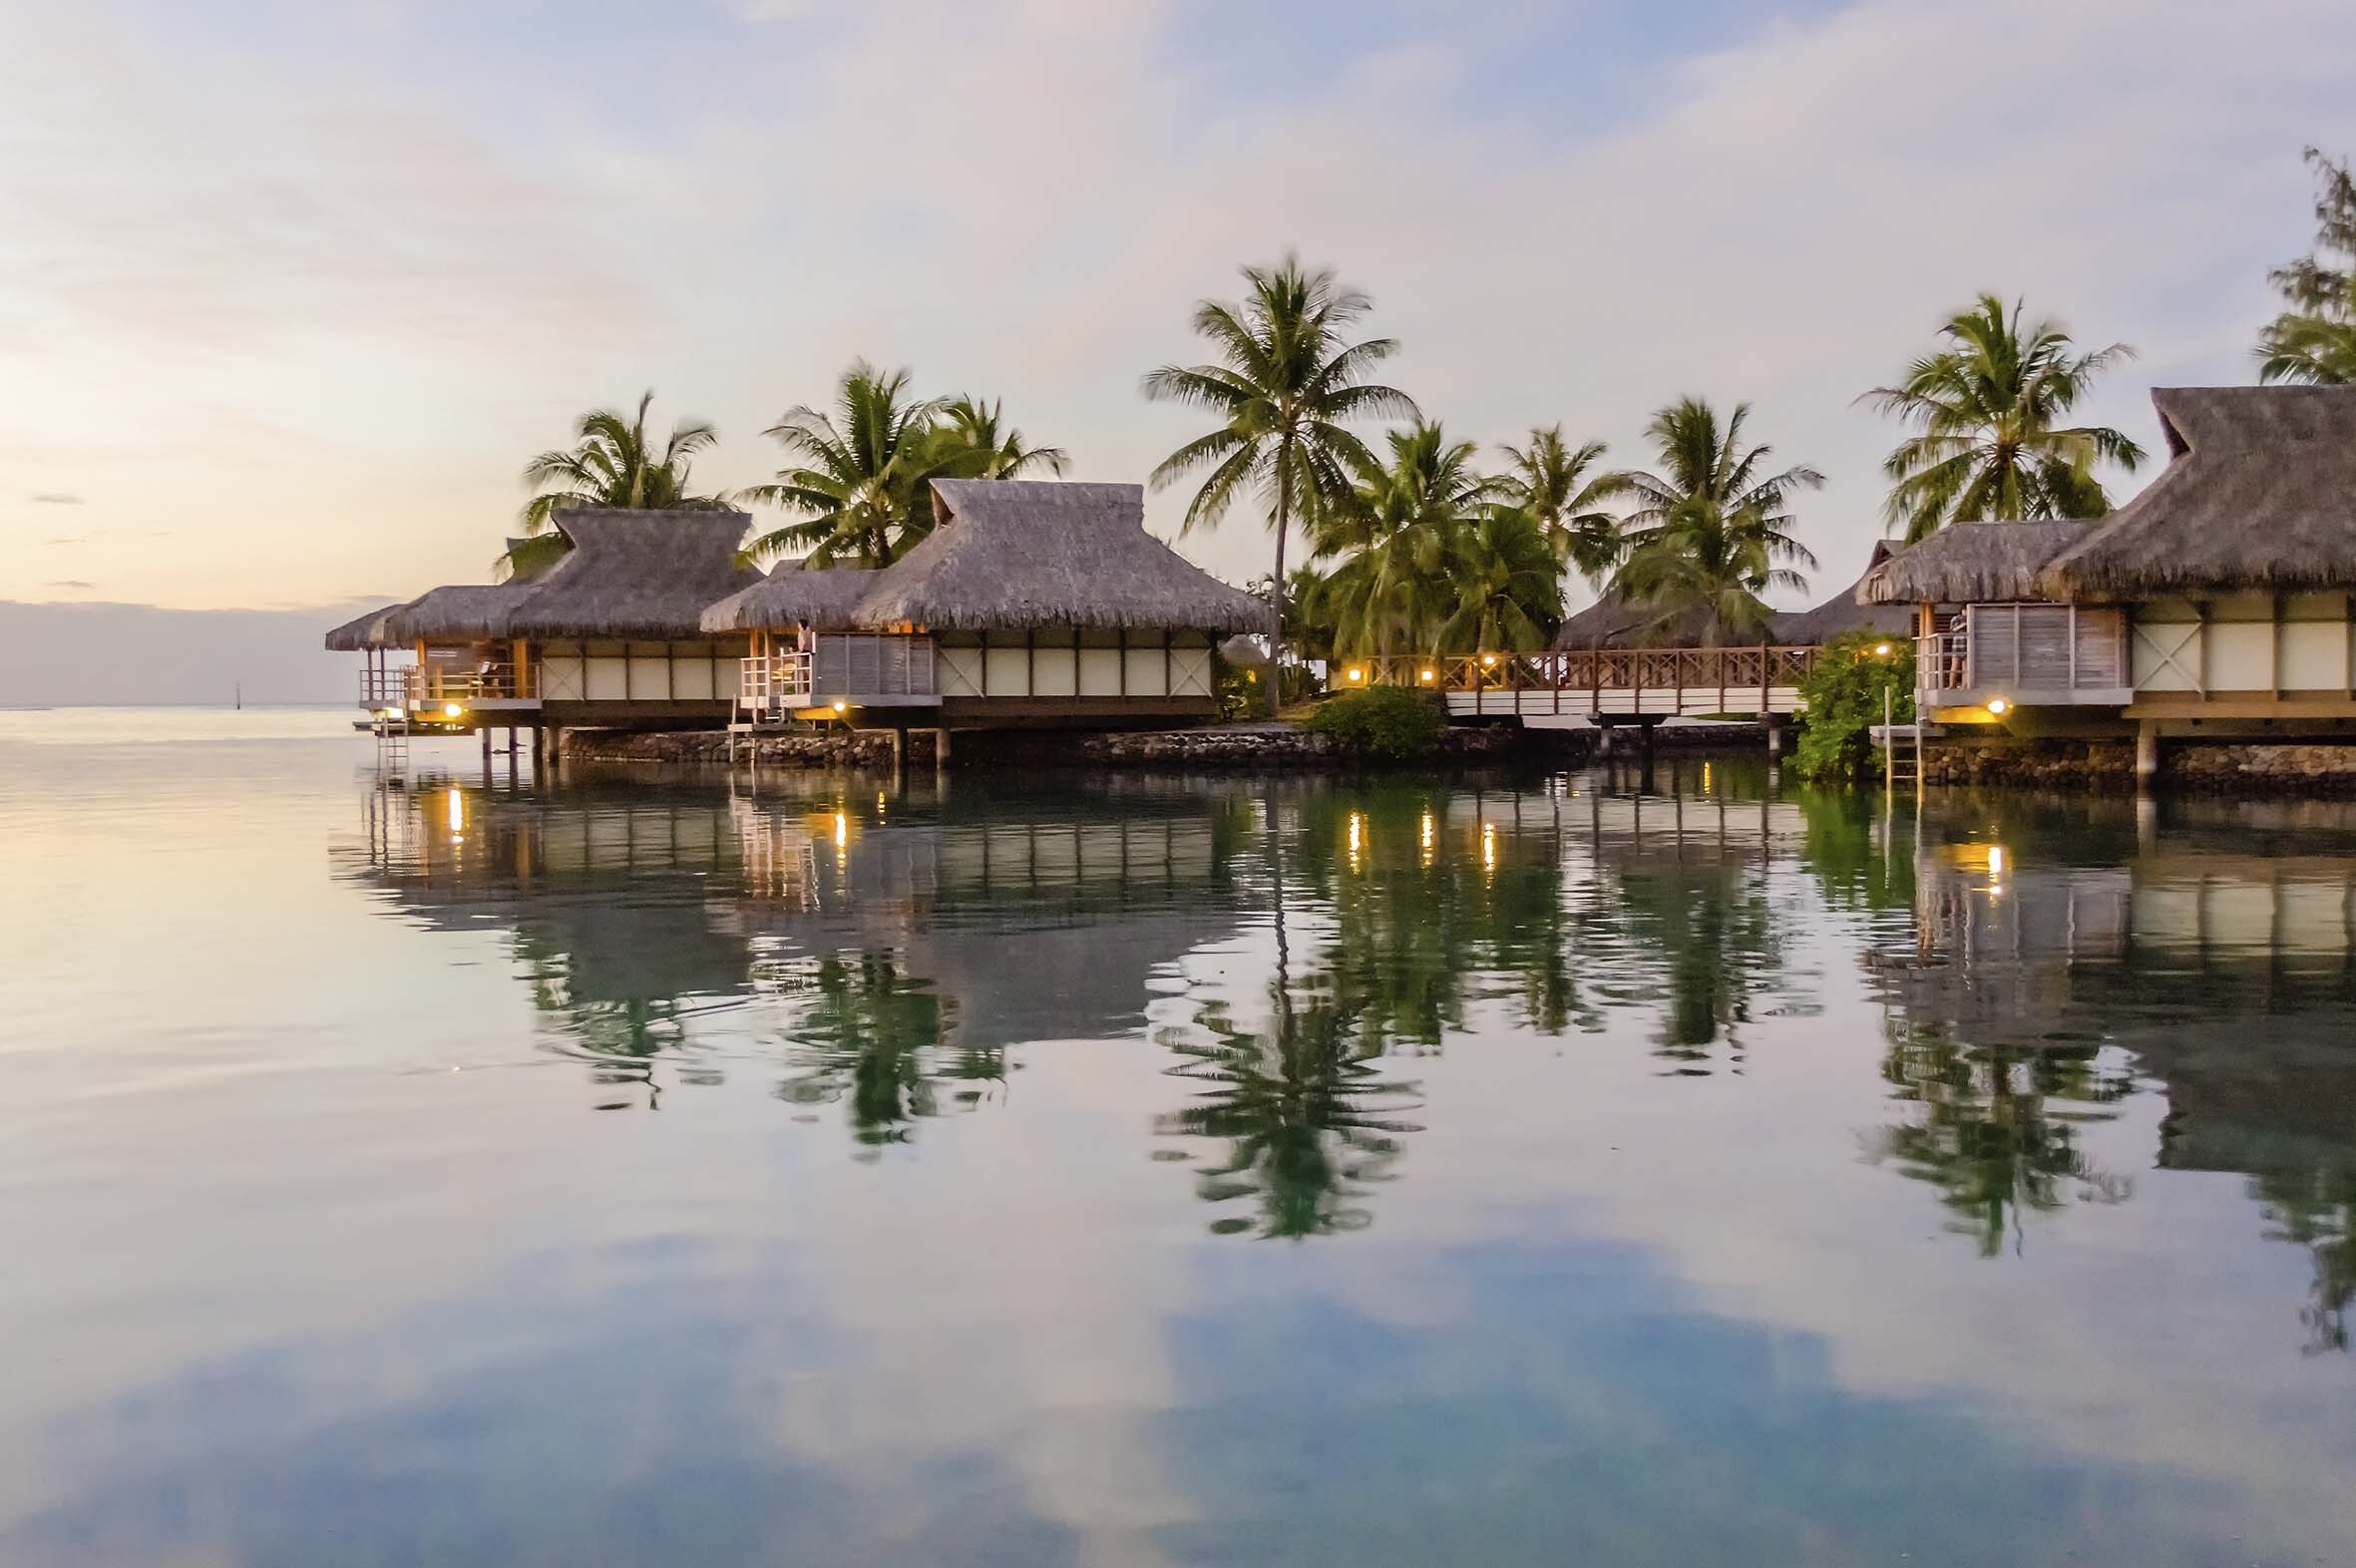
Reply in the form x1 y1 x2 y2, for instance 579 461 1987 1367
358 664 527 710
739 651 815 715
1340 647 1818 706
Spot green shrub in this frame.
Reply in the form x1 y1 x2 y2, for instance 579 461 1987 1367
1794 629 1915 781
1305 686 1448 760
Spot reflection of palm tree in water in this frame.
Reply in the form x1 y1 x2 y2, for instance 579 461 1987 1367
2251 1162 2356 1355
1155 786 1426 1238
1870 1024 2133 1257
774 953 989 1154
1588 861 1784 1072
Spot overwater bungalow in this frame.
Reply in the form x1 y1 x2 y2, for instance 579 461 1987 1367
329 481 1273 746
326 509 759 738
1861 387 2356 773
700 480 1272 734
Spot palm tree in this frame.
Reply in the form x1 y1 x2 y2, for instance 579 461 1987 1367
742 362 962 567
1437 507 1564 653
1612 398 1821 644
1309 420 1501 658
1863 294 2144 543
508 391 729 580
2256 147 2356 386
1142 254 1416 712
1494 426 1625 588
941 396 1070 480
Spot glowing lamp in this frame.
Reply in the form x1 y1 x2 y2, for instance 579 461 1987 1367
1419 667 1435 683
1347 667 1364 683
443 703 463 719
1481 653 1496 667
1874 642 1893 657
833 700 848 714
1986 696 2010 717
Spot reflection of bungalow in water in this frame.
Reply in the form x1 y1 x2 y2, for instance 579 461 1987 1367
1861 387 2356 776
329 481 1271 744
702 480 1270 735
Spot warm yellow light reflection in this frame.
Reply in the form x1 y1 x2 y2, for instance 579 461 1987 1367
1347 812 1365 871
1988 844 2006 878
1481 822 1496 873
445 788 464 834
833 812 849 850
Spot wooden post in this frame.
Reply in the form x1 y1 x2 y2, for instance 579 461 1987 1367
2137 719 2160 790
2271 592 2285 699
2195 599 2210 695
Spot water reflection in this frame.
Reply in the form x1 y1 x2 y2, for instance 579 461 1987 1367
340 766 2356 1349
1866 801 2356 1346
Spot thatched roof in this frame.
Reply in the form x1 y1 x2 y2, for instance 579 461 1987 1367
499 509 758 639
1858 522 2089 605
323 600 410 651
382 583 543 642
1773 544 1915 642
1552 592 1780 649
2040 387 2356 598
701 563 882 634
830 480 1274 634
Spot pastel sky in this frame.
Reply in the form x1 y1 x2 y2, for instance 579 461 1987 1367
2 0 2351 613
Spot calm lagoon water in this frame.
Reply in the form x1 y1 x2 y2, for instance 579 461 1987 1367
4 707 2354 1567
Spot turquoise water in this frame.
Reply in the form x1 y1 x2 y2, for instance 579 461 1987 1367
3 708 2353 1567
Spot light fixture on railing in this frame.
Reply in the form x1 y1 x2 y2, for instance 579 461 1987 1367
1419 667 1435 683
1346 667 1364 683
833 699 848 715
1481 653 1496 667
1986 696 2010 717
443 703 463 720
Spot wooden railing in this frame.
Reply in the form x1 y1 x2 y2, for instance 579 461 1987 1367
360 663 528 709
739 651 814 716
1338 648 1819 707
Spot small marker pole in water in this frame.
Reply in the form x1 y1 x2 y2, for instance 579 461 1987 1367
1883 683 1893 799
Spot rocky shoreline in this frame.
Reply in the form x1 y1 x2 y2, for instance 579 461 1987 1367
1919 738 2356 794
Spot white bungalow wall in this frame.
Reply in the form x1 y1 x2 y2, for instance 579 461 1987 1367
537 639 746 703
935 629 1214 699
2132 592 2354 694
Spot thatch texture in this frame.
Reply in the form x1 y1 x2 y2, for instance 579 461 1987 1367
848 481 1274 633
381 583 542 642
1772 545 1915 642
323 600 411 651
500 509 758 639
2041 387 2356 598
1858 522 2088 605
701 563 881 634
1552 593 1782 649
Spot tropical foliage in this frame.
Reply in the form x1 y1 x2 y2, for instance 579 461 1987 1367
508 391 731 580
1494 425 1626 587
1303 686 1447 760
1610 397 1821 644
1793 629 1915 781
1142 254 1416 710
1863 294 2143 543
742 363 1068 567
2256 147 2356 386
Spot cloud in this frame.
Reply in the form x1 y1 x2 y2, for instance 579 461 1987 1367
0 0 2349 610
30 492 82 505
44 580 94 590
42 536 85 547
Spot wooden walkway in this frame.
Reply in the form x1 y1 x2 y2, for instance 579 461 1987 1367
1346 649 1817 728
